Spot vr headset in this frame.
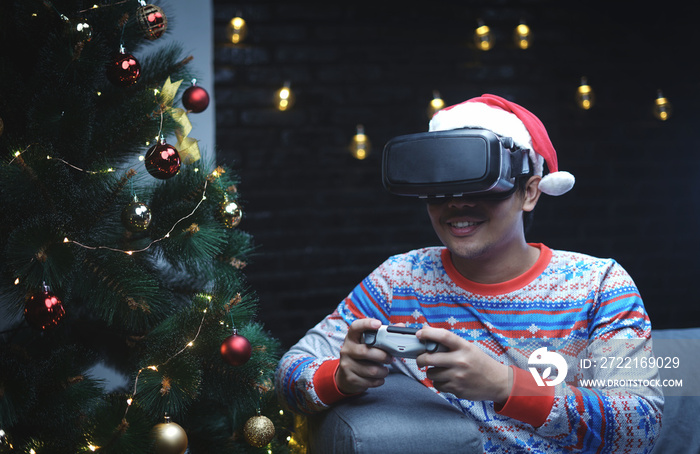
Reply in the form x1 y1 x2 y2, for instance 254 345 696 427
381 128 530 200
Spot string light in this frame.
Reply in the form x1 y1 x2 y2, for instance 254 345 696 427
474 19 493 51
64 179 209 255
46 155 116 174
275 81 295 111
77 0 128 13
349 124 371 160
8 143 37 165
428 90 445 118
0 429 12 449
514 21 531 49
576 77 595 110
653 89 672 121
227 16 247 44
122 307 209 420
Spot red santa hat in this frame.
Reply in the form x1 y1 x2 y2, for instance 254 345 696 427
428 94 575 196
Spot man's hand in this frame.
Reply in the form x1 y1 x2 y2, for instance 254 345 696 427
416 326 513 404
335 318 392 395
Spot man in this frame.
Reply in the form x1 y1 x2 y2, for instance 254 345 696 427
275 94 663 452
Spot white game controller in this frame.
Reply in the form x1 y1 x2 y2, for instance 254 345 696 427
361 325 447 358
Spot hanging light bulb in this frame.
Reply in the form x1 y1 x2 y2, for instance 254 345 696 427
474 19 493 51
514 21 531 49
575 77 595 110
428 90 445 118
275 81 295 111
349 124 371 160
227 16 247 44
653 89 672 121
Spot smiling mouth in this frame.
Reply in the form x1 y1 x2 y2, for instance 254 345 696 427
445 219 485 236
449 220 481 229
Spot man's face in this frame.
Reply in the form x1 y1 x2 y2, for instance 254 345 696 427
426 179 539 266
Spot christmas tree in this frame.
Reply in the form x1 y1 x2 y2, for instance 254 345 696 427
0 1 293 453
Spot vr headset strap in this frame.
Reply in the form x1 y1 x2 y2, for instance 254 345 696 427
508 147 530 179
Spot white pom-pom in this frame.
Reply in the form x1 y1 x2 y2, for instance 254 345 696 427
538 171 575 196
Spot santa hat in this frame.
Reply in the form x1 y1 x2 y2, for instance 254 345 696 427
428 94 575 196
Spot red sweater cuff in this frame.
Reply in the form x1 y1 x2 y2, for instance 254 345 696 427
313 359 356 405
494 366 555 428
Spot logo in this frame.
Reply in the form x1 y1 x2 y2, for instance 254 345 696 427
528 347 568 386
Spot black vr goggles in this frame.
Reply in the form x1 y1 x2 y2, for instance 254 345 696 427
381 128 530 200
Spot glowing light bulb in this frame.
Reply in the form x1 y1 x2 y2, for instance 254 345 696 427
576 77 595 110
349 124 371 160
227 16 247 44
653 90 672 121
275 81 295 111
514 22 531 49
428 90 445 118
474 20 493 51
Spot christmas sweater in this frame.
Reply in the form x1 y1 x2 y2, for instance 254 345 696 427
275 244 664 453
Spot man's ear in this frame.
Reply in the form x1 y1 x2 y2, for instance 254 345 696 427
522 175 542 212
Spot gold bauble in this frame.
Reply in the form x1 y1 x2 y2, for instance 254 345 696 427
121 199 152 232
220 200 242 228
151 419 188 454
243 415 275 448
136 4 168 40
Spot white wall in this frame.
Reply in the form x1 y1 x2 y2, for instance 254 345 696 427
154 0 216 160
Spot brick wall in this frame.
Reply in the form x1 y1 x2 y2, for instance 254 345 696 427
211 0 700 348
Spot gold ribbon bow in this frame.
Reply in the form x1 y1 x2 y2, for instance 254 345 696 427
158 77 201 163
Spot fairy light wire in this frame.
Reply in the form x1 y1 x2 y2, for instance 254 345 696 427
7 143 37 165
123 306 209 420
8 146 212 255
47 155 115 174
65 179 209 255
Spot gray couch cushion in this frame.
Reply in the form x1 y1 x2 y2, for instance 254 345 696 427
650 328 700 454
307 372 482 453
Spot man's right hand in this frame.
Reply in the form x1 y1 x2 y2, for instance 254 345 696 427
335 318 393 395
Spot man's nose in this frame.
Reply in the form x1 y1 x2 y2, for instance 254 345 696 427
447 196 478 208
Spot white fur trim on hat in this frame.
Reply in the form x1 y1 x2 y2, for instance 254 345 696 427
430 103 532 150
430 102 547 176
538 171 575 196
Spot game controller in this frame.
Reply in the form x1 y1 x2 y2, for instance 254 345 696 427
361 325 447 358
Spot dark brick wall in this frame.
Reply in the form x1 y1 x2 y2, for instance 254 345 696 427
211 0 700 348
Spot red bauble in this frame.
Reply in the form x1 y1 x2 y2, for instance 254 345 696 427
24 285 65 330
182 84 210 113
144 140 181 179
106 48 141 86
220 331 252 366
